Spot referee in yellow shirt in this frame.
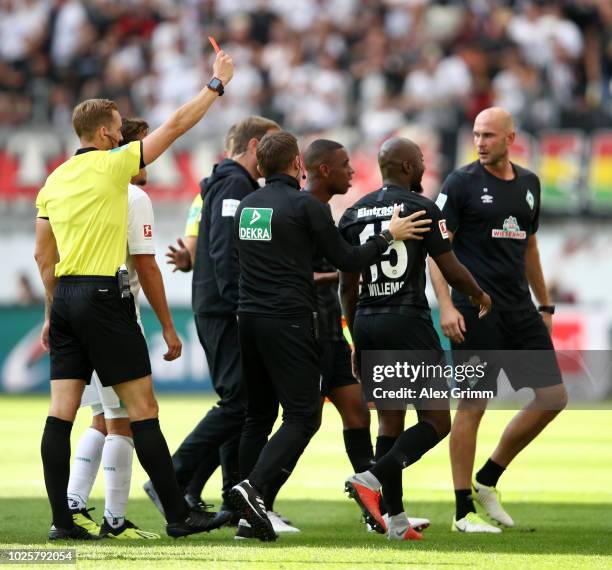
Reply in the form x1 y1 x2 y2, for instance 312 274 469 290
34 50 233 540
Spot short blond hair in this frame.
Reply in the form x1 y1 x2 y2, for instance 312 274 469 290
230 116 280 156
72 98 118 139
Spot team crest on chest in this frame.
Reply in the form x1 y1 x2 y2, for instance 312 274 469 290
526 189 535 210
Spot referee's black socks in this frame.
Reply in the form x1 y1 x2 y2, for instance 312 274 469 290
41 416 74 529
131 418 188 523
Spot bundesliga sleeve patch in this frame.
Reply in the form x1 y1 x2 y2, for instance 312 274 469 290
239 207 273 241
143 224 152 238
222 198 240 217
438 219 449 239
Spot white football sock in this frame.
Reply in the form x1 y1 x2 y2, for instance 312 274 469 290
388 511 409 530
67 427 105 510
355 470 382 491
102 434 134 528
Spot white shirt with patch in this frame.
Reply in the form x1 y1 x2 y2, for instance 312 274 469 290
126 183 155 320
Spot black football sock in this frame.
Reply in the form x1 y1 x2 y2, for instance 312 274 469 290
475 458 506 488
41 416 74 529
455 488 476 520
131 418 187 524
375 435 399 516
370 421 440 486
343 428 374 474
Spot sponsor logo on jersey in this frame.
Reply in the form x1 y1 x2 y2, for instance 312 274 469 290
357 203 404 218
526 189 535 210
143 224 152 238
439 219 449 239
239 207 273 241
222 198 240 217
367 281 405 296
491 216 526 239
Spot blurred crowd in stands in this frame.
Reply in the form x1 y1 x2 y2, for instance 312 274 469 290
2 0 612 140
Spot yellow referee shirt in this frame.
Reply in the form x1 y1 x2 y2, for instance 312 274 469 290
184 193 203 238
36 141 142 277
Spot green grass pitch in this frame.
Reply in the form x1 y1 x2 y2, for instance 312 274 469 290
0 395 611 569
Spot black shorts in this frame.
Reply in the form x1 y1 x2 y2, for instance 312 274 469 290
50 276 151 387
353 312 443 353
320 338 358 396
451 306 562 393
353 313 447 408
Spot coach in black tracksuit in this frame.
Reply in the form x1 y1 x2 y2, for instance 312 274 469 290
227 131 427 541
170 159 256 498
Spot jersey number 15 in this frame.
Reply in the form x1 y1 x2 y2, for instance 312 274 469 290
359 220 408 282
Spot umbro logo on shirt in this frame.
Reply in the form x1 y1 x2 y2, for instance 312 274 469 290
481 189 493 204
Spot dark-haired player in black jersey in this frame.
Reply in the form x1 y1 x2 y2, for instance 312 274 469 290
339 137 492 541
429 107 567 533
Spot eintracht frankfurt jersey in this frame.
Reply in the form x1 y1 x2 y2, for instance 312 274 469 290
339 185 451 319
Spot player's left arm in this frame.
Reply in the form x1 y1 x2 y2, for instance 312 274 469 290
128 193 181 361
339 270 361 379
132 254 182 361
339 271 360 335
314 271 339 285
34 218 59 351
525 234 552 333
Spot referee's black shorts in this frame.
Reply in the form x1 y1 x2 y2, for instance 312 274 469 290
50 276 151 386
451 305 562 393
319 337 358 397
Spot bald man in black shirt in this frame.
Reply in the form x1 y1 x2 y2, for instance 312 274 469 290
430 107 567 533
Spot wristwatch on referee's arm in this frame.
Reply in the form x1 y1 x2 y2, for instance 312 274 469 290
206 77 224 96
538 305 555 315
